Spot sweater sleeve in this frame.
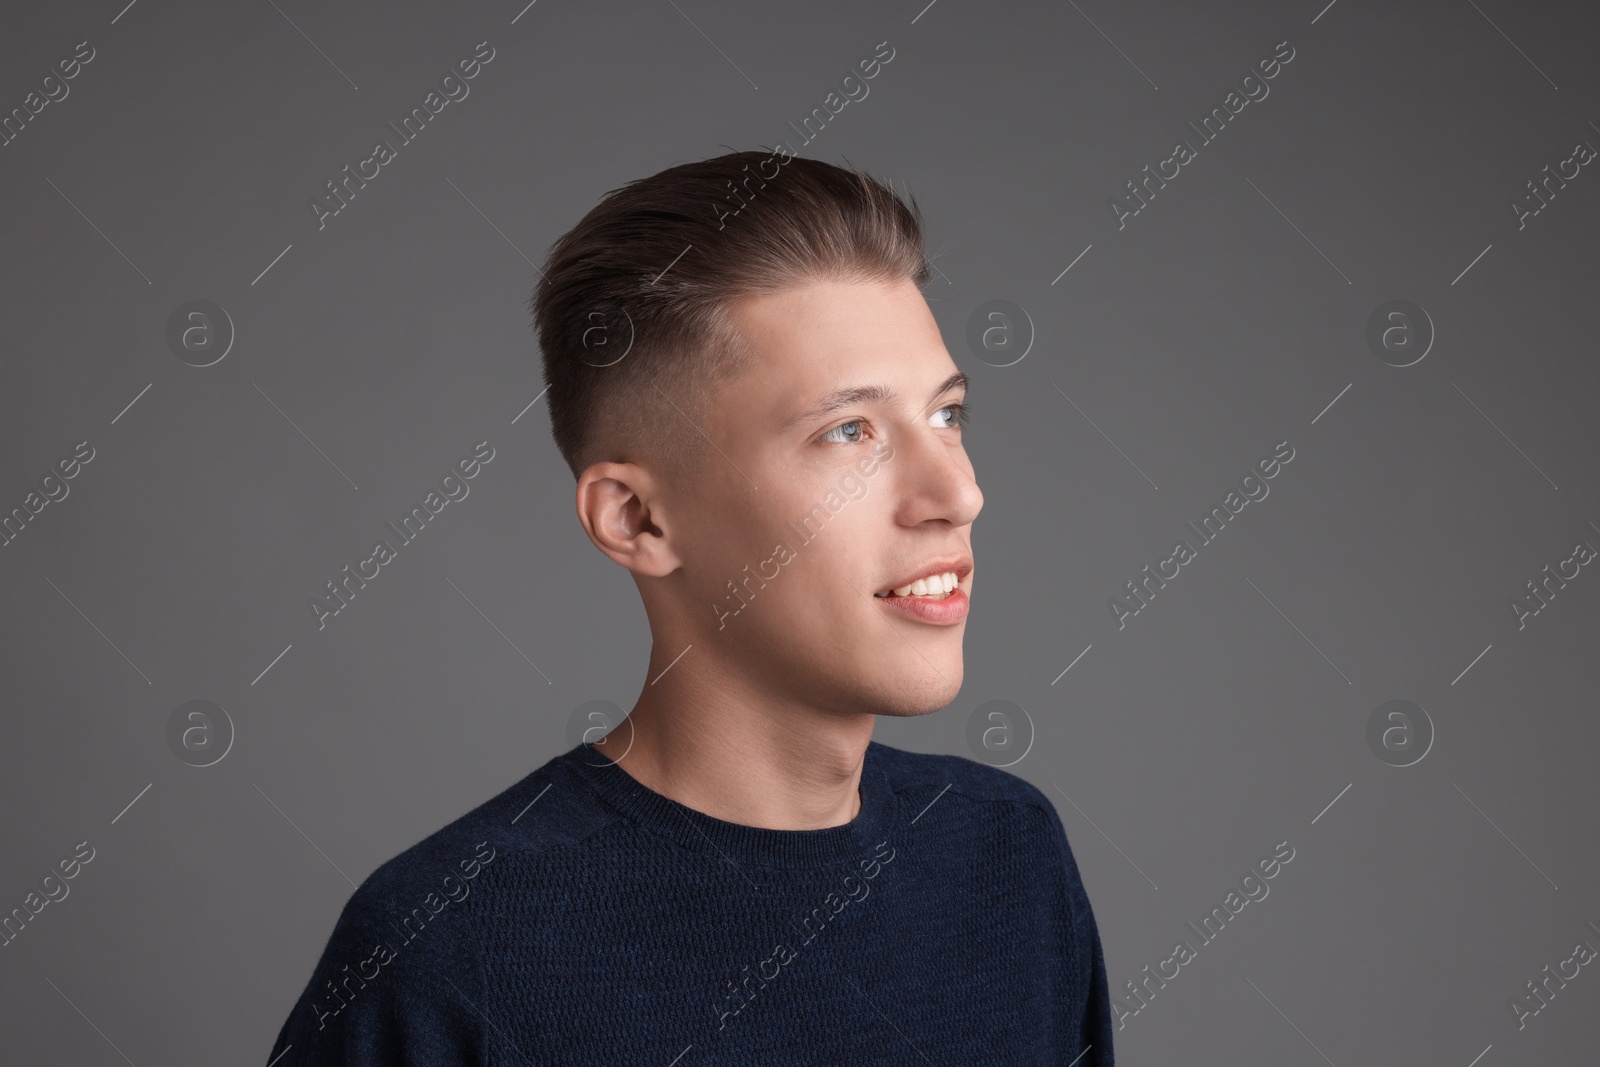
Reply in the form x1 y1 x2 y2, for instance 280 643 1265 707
264 875 493 1067
1072 889 1116 1065
1040 797 1117 1066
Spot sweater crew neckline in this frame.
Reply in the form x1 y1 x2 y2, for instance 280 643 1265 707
557 740 899 869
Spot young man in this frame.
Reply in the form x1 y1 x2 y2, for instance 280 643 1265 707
267 151 1114 1065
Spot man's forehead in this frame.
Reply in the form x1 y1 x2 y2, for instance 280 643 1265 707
716 277 953 410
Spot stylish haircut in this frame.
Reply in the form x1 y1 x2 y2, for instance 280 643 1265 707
531 150 930 480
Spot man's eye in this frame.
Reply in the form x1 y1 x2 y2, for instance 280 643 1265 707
819 419 867 444
930 403 970 429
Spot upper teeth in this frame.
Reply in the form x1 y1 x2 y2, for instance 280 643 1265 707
890 571 958 597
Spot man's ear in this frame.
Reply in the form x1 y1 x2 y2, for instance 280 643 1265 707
575 461 681 578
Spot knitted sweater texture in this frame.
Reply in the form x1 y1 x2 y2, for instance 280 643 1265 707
266 740 1115 1065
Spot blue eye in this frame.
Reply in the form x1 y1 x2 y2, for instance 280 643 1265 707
820 419 866 444
818 404 969 445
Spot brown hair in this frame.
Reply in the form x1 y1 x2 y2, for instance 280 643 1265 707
531 150 930 479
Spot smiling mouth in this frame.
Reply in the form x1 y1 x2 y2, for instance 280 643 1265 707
872 571 963 600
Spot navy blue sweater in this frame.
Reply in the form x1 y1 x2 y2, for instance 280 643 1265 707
266 740 1115 1065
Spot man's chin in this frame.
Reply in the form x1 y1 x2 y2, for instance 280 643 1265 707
860 669 965 718
872 701 950 720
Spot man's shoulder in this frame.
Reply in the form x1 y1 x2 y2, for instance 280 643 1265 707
870 741 1096 915
342 743 615 919
869 739 1057 818
267 754 617 1059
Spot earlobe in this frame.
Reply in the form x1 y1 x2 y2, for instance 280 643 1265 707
575 463 680 578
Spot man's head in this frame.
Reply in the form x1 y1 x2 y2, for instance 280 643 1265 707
532 151 982 717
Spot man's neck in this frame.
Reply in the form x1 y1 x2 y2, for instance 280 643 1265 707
590 651 874 832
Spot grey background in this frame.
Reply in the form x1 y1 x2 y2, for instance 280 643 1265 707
2 0 1597 1063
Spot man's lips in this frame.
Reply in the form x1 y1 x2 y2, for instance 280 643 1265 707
870 556 972 626
872 557 973 598
875 586 969 625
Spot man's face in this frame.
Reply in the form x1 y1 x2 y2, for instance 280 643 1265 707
663 275 983 718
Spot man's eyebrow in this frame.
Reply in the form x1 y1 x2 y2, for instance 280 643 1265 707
783 372 969 432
